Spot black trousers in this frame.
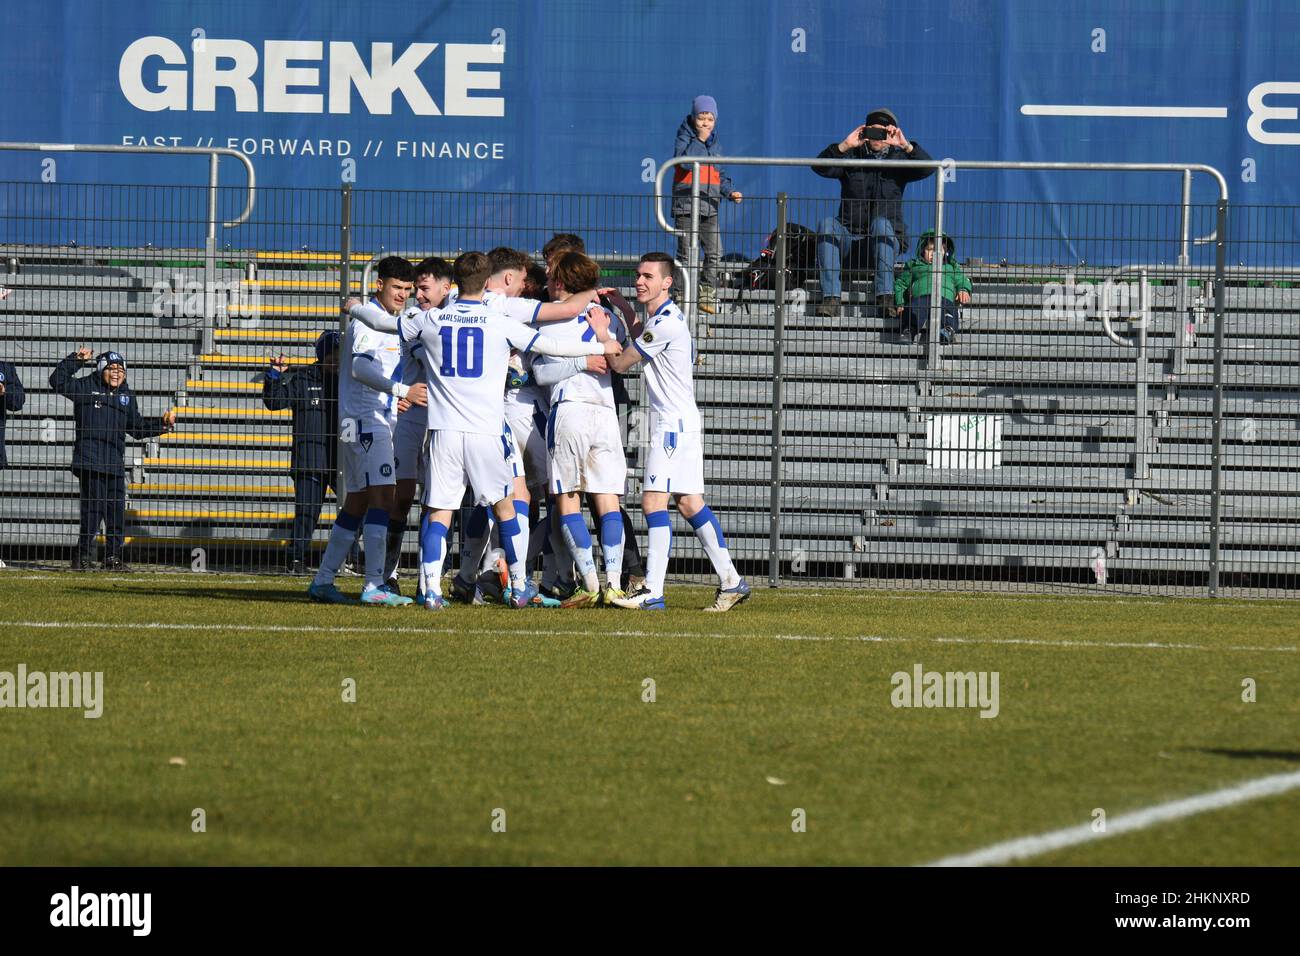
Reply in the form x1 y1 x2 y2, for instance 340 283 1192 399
289 471 339 563
74 468 125 560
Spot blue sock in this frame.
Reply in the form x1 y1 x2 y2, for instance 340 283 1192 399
458 505 492 582
499 513 529 592
599 511 624 586
420 515 449 596
561 512 598 590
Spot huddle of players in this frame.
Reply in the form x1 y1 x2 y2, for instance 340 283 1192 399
308 239 751 612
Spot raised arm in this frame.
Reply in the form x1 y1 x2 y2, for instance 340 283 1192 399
533 289 600 324
49 348 91 397
345 299 401 334
261 356 294 411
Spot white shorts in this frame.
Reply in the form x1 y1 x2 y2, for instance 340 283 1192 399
506 402 548 491
547 402 626 496
643 429 705 495
392 414 426 483
423 429 516 510
341 420 396 492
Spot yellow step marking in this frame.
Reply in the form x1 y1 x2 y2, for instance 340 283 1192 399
241 279 363 290
256 304 341 315
174 407 290 418
161 432 292 444
214 329 323 340
186 380 264 391
199 353 312 365
96 535 315 549
131 483 296 494
127 508 337 521
253 251 371 263
145 457 289 469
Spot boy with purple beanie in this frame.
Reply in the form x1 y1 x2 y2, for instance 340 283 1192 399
672 95 743 314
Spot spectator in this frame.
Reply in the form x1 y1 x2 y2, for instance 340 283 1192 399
263 331 349 574
0 344 25 571
813 107 934 318
672 95 742 315
894 230 972 344
50 348 175 571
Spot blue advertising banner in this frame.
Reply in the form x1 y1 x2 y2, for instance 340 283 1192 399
0 0 1296 256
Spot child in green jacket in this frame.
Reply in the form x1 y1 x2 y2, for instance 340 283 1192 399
894 230 972 343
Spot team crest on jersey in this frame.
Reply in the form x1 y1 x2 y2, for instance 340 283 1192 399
380 463 392 477
0 371 5 381
642 331 654 343
119 395 129 406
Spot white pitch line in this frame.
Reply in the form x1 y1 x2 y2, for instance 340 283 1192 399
924 768 1300 867
775 634 1297 654
1020 104 1229 118
0 620 1294 653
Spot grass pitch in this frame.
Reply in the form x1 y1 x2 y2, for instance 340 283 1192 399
1 572 1297 866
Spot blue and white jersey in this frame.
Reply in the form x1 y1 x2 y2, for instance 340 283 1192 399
481 290 550 416
632 298 702 433
536 306 625 411
416 297 544 436
396 302 429 430
339 297 403 429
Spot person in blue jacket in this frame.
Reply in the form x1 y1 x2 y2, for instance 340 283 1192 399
50 348 175 571
262 330 351 574
672 94 743 315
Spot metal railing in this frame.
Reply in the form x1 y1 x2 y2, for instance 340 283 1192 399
0 142 256 356
656 157 1232 591
3 174 1298 597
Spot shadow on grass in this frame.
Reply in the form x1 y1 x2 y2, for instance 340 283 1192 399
1191 748 1300 763
80 585 320 604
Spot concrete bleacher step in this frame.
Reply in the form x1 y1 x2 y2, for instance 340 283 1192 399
857 515 1300 549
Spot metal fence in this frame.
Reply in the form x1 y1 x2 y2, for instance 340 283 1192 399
1 154 1297 596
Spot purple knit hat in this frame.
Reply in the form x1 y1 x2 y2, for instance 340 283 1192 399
692 95 717 118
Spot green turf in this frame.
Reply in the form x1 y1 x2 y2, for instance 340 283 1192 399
1 573 1297 866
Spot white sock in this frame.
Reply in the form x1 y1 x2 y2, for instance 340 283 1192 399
313 512 362 587
362 508 389 589
644 510 672 599
688 507 739 587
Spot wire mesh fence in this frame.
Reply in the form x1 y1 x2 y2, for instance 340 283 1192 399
0 173 1296 596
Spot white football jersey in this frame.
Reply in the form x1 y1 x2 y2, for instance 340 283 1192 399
482 290 550 415
632 298 702 433
416 297 545 436
536 306 624 411
339 298 404 429
396 302 428 430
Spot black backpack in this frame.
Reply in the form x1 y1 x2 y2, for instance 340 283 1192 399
743 222 818 292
